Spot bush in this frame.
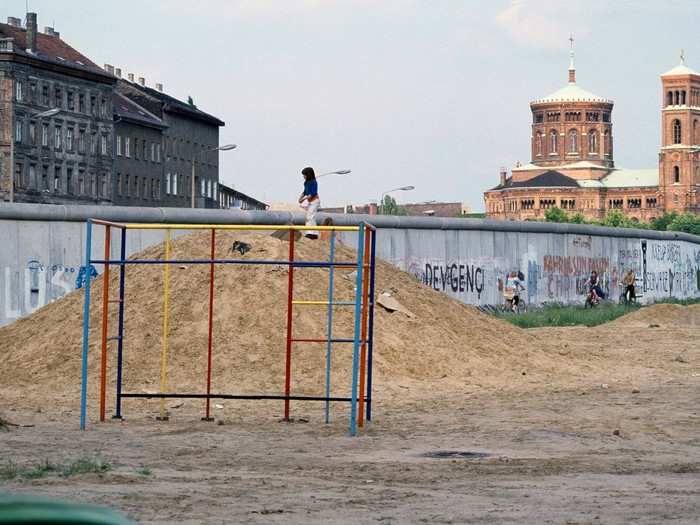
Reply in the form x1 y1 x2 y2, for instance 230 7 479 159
667 212 700 235
544 206 569 223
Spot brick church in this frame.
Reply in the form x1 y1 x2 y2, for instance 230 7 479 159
484 44 700 222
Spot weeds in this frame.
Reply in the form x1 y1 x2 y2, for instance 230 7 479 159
136 467 152 476
0 456 111 482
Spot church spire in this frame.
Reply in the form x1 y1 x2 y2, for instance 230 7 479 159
568 34 576 83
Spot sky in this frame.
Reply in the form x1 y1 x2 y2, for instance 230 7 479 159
5 0 700 210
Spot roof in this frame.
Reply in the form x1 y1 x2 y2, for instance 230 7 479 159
662 58 699 77
598 168 659 188
123 81 225 127
512 160 610 172
0 22 111 80
491 170 580 190
218 183 268 209
113 93 166 130
533 82 612 104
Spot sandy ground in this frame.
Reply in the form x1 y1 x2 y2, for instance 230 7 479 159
2 313 700 524
1 232 699 523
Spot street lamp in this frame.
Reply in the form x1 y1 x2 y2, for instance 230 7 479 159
379 185 415 214
191 144 237 208
318 169 351 178
10 107 62 203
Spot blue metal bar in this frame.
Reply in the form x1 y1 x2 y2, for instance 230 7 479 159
79 220 93 430
366 229 377 422
114 227 127 419
89 259 357 268
349 224 366 437
324 231 336 424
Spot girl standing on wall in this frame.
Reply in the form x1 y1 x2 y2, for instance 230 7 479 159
299 167 320 239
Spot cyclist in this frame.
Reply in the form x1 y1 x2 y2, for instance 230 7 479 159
504 271 526 312
585 270 605 304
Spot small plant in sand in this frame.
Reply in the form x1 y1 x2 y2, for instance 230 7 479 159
0 456 111 481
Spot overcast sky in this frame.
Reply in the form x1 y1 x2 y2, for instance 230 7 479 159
6 0 700 209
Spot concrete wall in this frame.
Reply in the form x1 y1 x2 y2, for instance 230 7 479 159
1 203 699 327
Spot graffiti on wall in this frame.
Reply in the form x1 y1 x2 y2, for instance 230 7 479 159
3 259 97 321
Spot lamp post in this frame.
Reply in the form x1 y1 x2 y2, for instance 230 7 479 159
379 185 415 215
191 144 237 208
9 108 63 203
317 169 351 178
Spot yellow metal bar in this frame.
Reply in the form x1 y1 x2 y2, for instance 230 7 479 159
119 223 359 232
292 300 332 306
158 230 171 420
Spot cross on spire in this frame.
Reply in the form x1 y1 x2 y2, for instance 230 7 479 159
568 34 576 83
680 49 685 64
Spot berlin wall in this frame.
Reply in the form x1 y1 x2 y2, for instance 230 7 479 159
1 203 699 327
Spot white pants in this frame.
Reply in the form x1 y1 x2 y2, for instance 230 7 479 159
305 198 320 237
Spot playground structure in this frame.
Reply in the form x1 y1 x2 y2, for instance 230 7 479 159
79 220 377 436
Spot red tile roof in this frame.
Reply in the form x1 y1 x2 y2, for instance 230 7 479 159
0 22 110 79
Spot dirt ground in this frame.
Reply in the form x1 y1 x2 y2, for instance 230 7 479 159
1 232 699 523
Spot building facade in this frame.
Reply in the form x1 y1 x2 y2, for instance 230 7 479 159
112 92 166 206
1 13 115 205
218 183 268 211
484 48 700 221
116 78 225 209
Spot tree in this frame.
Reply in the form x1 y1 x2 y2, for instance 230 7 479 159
544 206 569 223
570 213 586 224
602 210 633 228
667 212 700 235
649 212 678 231
380 195 408 215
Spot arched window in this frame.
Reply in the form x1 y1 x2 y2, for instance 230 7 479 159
588 130 597 153
603 130 611 155
568 129 578 152
673 119 681 144
535 132 543 155
550 129 558 153
675 91 680 105
667 91 673 106
674 166 680 184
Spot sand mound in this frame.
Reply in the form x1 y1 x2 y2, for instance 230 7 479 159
610 303 700 328
0 231 572 414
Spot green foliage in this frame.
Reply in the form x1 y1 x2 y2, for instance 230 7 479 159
667 212 700 235
380 195 408 216
544 206 569 223
495 303 638 328
0 456 111 481
137 467 152 476
649 212 678 231
570 213 586 224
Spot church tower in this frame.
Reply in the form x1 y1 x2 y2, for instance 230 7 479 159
659 52 700 212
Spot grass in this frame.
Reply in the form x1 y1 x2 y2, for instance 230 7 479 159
0 456 111 481
136 467 152 476
493 296 700 329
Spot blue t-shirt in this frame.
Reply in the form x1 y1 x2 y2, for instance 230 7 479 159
304 179 318 197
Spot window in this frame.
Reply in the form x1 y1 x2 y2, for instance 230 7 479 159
91 174 97 196
151 142 156 161
673 119 682 144
586 112 599 122
91 132 97 155
535 132 543 155
694 119 699 145
101 174 108 197
602 113 610 123
101 135 107 156
54 166 62 192
628 198 641 209
681 91 686 105
539 199 556 209
534 112 543 123
609 199 623 209
568 129 578 153
588 130 597 153
201 178 205 196
565 112 580 122
117 136 122 156
550 130 558 153
29 164 36 188
66 128 74 152
90 95 96 116
42 85 49 106
55 86 62 108
54 126 62 150
142 140 147 160
646 197 657 208
561 199 576 209
78 129 85 153
78 93 85 113
79 170 85 195
166 173 171 194
125 137 131 157
134 138 139 159
15 80 23 101
156 144 161 162
674 166 680 184
15 120 22 143
41 123 49 147
667 91 673 106
66 168 73 195
67 91 74 111
604 130 611 155
135 176 140 198
29 122 36 145
100 98 107 118
116 173 122 196
14 163 22 189
126 175 131 197
546 112 560 122
42 166 49 190
172 173 178 195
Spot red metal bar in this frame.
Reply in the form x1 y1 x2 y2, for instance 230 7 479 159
284 230 296 420
99 225 111 422
357 226 371 427
204 228 216 421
